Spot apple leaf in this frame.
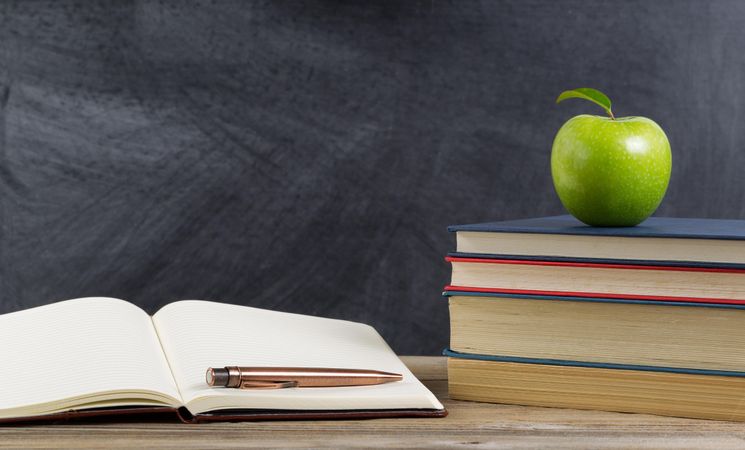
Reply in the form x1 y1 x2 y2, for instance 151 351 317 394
556 88 615 119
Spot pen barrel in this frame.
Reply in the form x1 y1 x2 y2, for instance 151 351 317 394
210 367 403 388
248 374 398 388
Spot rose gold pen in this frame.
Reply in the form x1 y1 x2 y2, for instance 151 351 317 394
206 366 403 389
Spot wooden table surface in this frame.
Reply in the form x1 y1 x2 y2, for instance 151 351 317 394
3 356 745 449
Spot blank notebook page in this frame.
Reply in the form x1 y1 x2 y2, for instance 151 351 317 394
152 300 443 414
0 298 181 418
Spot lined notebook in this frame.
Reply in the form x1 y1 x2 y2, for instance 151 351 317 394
0 298 445 423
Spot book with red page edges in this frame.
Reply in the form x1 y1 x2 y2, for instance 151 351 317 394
445 256 745 305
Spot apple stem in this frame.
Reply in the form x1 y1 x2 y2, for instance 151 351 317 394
607 109 615 120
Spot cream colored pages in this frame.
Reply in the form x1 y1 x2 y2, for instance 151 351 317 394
152 300 443 414
0 298 182 419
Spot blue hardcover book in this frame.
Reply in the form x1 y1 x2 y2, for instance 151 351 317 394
448 215 745 266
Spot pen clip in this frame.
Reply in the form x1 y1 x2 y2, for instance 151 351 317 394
239 380 299 389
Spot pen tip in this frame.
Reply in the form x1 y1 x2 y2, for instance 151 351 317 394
381 370 403 379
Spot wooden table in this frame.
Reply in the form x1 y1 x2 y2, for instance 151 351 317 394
3 357 745 449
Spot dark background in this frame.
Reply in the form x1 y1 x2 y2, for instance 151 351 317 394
1 1 744 354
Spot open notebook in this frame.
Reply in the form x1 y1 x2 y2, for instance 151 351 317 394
0 298 445 423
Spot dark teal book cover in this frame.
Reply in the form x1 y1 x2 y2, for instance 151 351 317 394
443 349 745 378
448 215 745 240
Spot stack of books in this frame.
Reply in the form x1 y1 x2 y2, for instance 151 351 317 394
444 215 745 421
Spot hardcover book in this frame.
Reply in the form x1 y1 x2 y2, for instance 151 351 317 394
0 298 445 423
446 256 745 304
445 290 745 374
446 355 745 422
449 215 745 267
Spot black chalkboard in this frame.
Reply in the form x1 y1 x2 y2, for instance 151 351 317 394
1 1 744 354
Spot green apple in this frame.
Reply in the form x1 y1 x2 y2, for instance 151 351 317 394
551 88 672 227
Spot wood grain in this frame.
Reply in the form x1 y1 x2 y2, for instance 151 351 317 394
2 357 745 449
